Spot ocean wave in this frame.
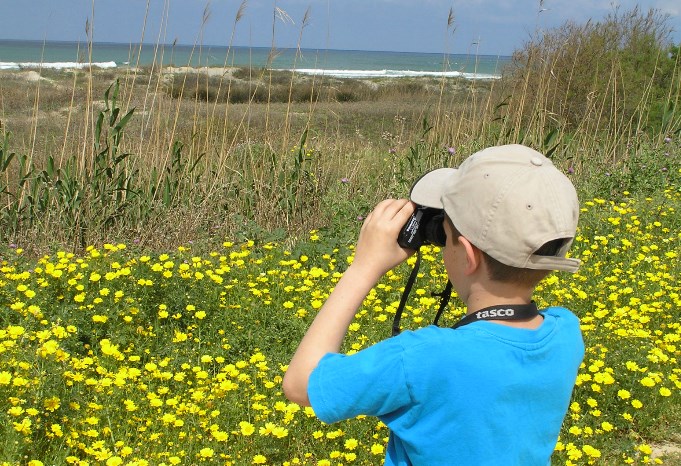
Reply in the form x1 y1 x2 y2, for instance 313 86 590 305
0 61 118 70
291 68 500 80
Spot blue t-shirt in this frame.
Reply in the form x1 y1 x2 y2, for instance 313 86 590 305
308 307 584 466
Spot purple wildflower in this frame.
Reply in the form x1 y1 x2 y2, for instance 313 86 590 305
388 148 397 154
447 146 456 155
567 166 575 174
341 178 349 184
664 137 672 144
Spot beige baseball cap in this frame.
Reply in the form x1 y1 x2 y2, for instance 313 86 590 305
410 144 580 272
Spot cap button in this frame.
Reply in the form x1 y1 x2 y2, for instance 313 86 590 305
530 156 544 166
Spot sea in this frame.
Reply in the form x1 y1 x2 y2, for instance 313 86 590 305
0 39 510 80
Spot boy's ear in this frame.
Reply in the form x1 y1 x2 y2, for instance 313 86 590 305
458 236 482 276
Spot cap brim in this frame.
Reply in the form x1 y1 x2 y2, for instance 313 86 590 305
409 168 457 208
527 255 581 273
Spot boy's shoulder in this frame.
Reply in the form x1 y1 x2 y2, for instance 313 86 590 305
392 306 580 349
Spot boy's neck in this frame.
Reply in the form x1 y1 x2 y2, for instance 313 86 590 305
464 284 535 315
463 286 542 329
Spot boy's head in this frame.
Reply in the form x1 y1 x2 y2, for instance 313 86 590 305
410 144 580 278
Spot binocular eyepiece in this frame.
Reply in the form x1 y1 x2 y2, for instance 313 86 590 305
397 205 447 250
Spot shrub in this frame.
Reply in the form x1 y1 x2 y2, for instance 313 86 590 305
499 6 679 136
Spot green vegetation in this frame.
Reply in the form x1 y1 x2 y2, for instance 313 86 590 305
502 7 679 134
0 5 680 465
1 6 678 252
0 185 679 465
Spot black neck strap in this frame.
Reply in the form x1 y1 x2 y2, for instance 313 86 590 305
391 250 540 336
392 252 422 336
451 302 540 329
392 250 452 337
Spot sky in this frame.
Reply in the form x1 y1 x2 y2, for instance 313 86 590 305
0 0 679 56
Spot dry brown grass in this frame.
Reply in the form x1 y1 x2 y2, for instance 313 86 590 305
1 7 678 253
0 65 490 252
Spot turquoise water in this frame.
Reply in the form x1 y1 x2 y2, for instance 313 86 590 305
0 39 510 79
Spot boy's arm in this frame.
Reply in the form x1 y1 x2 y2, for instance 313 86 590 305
282 199 415 406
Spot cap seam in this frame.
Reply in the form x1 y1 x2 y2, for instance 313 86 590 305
479 164 526 262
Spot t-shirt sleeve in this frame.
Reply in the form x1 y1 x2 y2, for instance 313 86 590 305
307 336 414 424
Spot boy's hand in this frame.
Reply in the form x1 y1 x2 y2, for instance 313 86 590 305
351 199 416 280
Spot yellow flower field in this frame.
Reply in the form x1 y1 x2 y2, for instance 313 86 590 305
1 187 680 465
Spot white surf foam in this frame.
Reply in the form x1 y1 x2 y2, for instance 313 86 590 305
292 68 500 80
0 61 118 70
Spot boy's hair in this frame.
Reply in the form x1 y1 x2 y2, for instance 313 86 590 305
410 144 581 274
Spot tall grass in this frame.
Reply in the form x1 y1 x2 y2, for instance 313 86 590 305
494 7 680 163
0 5 679 255
0 4 680 466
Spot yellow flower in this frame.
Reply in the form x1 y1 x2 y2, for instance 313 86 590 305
12 377 29 387
212 430 229 441
13 418 32 434
638 444 653 455
371 443 384 455
50 424 63 437
0 371 12 385
252 455 267 464
43 397 60 412
617 389 631 399
640 377 656 387
345 438 359 450
199 448 214 458
272 426 288 438
240 421 255 436
582 445 601 458
259 422 276 436
566 443 583 461
172 331 187 343
8 325 26 338
569 426 582 435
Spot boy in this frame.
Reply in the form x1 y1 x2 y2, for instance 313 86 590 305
282 144 585 465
